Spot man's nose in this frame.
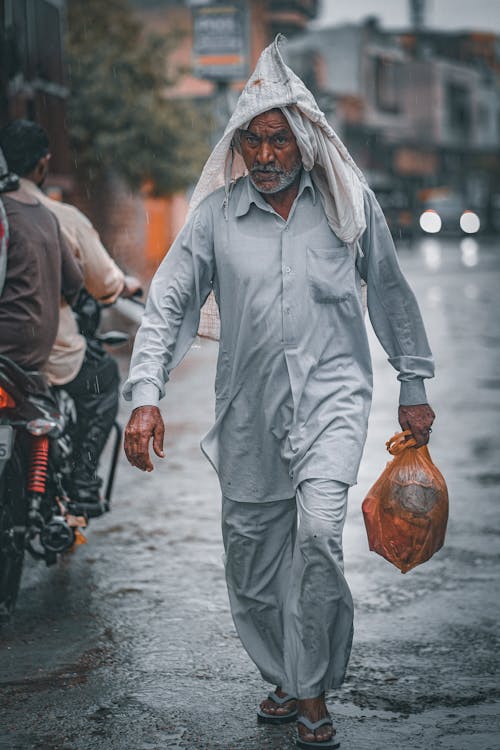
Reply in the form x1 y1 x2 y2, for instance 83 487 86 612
256 140 274 165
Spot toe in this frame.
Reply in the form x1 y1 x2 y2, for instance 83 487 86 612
259 699 274 714
260 694 296 717
299 720 320 742
317 726 333 742
276 699 296 715
299 728 315 742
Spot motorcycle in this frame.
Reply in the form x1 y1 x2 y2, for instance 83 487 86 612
0 323 129 623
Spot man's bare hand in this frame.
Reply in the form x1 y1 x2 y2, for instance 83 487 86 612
121 275 142 299
124 406 165 471
398 404 435 448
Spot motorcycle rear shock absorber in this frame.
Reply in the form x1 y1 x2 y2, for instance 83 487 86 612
27 435 49 494
26 436 49 535
26 436 75 561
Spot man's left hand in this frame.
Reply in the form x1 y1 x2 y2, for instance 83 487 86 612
121 275 142 298
398 404 435 448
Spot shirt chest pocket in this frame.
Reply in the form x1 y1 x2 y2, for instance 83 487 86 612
306 245 355 303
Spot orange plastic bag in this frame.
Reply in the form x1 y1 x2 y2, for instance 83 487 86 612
362 431 449 573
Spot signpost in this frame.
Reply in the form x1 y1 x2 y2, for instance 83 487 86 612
189 1 249 81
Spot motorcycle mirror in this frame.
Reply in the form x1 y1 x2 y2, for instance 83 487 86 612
96 331 129 347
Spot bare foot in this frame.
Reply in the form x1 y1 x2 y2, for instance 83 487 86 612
259 686 297 717
297 694 336 744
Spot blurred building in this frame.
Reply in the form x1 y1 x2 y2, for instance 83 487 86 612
0 0 146 275
136 0 318 97
287 17 500 234
0 0 323 274
133 0 320 265
136 0 317 163
0 0 71 183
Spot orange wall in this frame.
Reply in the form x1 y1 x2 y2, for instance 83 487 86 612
143 193 189 271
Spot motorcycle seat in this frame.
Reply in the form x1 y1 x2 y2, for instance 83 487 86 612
0 355 52 399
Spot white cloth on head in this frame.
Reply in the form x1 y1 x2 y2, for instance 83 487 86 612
280 106 366 247
190 34 366 240
192 35 368 339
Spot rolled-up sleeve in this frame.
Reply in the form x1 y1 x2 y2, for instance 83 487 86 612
59 226 83 306
357 189 434 405
73 214 125 303
122 206 215 409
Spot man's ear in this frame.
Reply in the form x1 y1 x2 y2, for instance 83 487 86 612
33 154 51 182
231 131 242 154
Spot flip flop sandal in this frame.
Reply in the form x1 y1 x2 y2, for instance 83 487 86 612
257 690 298 724
296 715 340 749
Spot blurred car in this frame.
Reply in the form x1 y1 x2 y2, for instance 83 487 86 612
370 173 413 238
417 188 483 235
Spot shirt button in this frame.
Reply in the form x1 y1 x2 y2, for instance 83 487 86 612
285 266 292 273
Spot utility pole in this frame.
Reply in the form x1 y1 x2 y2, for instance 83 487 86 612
189 0 249 144
409 0 426 30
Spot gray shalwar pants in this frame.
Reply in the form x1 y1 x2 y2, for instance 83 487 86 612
221 479 354 700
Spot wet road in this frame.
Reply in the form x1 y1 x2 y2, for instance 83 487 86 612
1 236 499 750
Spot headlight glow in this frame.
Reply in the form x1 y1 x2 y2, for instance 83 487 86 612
460 211 480 234
419 210 442 234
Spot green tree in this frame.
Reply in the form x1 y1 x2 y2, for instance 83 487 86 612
66 0 208 194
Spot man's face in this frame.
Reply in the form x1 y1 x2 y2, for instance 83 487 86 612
238 110 302 195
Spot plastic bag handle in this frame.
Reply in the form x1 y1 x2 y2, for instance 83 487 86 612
386 430 417 455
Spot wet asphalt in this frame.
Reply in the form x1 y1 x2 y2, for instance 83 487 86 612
1 236 499 750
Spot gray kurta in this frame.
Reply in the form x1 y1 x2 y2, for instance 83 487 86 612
123 171 434 502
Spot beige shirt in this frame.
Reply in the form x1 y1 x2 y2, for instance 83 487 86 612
20 179 125 385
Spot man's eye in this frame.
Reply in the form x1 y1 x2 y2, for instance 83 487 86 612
274 136 287 146
245 134 259 146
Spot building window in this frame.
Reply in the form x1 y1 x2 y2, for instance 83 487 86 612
374 57 401 114
33 0 65 85
446 83 471 140
4 0 65 86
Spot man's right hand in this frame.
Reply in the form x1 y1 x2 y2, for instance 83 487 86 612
124 406 165 472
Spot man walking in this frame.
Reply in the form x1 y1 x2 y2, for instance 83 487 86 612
123 38 435 748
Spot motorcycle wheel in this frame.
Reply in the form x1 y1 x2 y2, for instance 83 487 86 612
0 446 27 623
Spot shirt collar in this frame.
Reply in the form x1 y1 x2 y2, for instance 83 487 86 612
19 177 44 198
235 169 316 218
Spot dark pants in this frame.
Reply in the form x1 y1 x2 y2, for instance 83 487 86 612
60 340 119 498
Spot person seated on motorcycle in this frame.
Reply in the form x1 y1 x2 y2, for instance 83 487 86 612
0 121 141 517
0 149 83 375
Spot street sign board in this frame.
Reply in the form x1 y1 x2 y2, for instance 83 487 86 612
191 1 249 81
